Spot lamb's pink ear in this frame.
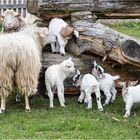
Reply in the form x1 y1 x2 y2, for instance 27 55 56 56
128 80 138 86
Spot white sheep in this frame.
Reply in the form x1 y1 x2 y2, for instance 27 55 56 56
119 80 140 118
73 70 103 111
45 57 75 108
91 61 120 106
1 9 26 33
0 25 49 113
48 18 79 55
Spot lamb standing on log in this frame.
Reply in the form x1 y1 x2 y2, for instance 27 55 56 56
119 80 140 118
49 18 79 55
73 69 103 111
45 57 75 108
0 25 49 113
91 61 120 106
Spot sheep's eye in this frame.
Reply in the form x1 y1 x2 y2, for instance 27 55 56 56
67 66 71 68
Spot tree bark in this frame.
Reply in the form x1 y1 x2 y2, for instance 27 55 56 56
27 0 140 20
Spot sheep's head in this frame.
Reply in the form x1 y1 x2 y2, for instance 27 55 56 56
91 61 105 79
73 69 81 87
60 57 75 74
1 10 21 31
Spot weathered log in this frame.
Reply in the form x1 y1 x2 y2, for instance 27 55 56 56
65 11 140 67
27 0 140 20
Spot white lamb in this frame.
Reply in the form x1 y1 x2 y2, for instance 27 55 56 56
119 80 140 118
45 57 75 108
91 61 120 106
49 18 79 55
0 25 49 113
73 69 103 111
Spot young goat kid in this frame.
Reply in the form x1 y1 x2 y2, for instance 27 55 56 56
119 80 140 118
49 18 79 55
45 57 75 108
91 61 120 106
73 70 103 111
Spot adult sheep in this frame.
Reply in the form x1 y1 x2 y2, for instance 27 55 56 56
1 9 26 33
0 25 49 113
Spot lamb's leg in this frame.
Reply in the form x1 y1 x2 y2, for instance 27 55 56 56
103 89 112 106
24 94 31 112
51 43 56 53
78 90 85 103
124 101 133 118
85 90 92 109
95 88 103 111
56 41 60 53
0 95 6 113
46 85 54 108
57 84 65 107
111 86 117 103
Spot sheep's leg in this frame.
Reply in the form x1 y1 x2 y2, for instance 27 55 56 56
16 90 21 102
124 101 133 118
57 84 65 107
0 95 6 113
78 90 85 103
95 88 103 111
103 90 112 106
111 87 117 103
25 94 31 112
46 85 54 108
51 43 56 53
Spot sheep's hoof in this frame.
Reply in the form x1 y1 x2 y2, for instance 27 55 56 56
103 103 108 106
61 105 65 108
49 106 54 109
123 114 129 118
87 107 92 110
0 109 6 113
25 109 31 112
78 98 83 103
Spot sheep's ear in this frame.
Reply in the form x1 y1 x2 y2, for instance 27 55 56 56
128 80 138 86
74 30 79 38
76 69 81 75
14 13 20 18
0 14 4 19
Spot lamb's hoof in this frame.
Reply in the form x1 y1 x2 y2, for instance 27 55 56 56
87 107 92 110
103 103 107 106
61 105 65 108
78 98 83 103
25 109 31 112
0 109 5 113
123 114 129 118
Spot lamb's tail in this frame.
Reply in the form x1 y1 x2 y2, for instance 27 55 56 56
112 75 120 81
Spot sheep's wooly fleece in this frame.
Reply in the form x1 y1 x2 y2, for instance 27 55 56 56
0 32 41 97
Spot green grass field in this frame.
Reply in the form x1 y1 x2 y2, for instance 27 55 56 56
0 22 140 139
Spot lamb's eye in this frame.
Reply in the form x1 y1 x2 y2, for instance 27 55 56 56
67 66 71 68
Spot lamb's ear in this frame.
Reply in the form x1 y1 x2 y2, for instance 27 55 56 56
76 69 81 75
14 13 21 18
93 60 97 67
128 80 138 86
118 81 126 87
74 30 79 38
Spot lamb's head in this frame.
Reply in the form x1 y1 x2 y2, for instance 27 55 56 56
60 57 75 74
73 69 81 87
1 10 21 32
91 61 105 79
60 25 79 39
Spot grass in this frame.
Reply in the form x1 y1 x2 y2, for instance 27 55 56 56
109 22 140 39
1 93 140 139
0 22 140 139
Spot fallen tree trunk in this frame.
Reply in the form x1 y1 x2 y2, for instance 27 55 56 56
65 11 140 67
27 0 140 20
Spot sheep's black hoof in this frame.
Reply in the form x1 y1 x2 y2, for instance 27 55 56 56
25 109 31 112
0 109 6 113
